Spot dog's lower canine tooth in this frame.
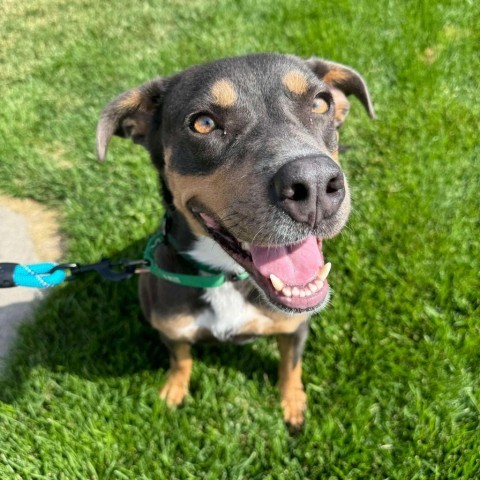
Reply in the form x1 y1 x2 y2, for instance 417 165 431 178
282 286 292 297
318 262 332 281
270 274 284 292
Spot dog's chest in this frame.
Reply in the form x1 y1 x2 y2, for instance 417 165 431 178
178 237 262 341
194 283 262 341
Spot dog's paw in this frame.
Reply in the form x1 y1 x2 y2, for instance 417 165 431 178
159 374 189 407
281 388 307 432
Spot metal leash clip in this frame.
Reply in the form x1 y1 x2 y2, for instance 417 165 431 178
49 259 150 282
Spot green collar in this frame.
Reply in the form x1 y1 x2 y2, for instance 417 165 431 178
143 217 250 288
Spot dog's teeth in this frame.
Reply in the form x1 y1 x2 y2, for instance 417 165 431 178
315 279 324 289
270 274 284 292
318 262 331 281
291 287 300 297
241 241 251 251
304 289 312 297
308 282 318 293
299 289 306 298
282 287 292 297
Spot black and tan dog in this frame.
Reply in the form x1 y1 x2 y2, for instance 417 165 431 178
97 53 374 430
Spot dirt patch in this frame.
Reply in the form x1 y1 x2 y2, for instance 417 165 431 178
0 196 64 370
0 195 64 262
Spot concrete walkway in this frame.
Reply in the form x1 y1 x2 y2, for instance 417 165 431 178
0 197 62 369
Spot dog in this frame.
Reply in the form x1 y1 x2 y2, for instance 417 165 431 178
96 53 374 430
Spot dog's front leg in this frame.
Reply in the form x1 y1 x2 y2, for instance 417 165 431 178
160 342 192 407
276 322 309 431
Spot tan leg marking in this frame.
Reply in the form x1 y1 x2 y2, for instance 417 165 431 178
160 343 192 407
236 308 308 337
150 313 198 342
277 335 307 430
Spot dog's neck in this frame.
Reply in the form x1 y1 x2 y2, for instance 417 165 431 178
165 208 197 253
165 208 246 276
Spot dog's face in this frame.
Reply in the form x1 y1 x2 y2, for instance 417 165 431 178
97 54 374 313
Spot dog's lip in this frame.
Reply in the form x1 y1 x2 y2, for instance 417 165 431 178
192 209 306 248
192 209 331 311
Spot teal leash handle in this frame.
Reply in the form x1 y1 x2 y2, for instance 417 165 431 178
0 258 144 289
0 262 66 288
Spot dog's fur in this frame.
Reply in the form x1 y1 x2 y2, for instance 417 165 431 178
97 53 374 430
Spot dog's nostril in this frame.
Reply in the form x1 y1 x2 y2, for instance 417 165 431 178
279 183 309 202
291 183 309 201
326 174 344 194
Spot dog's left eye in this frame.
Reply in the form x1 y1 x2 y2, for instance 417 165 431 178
311 95 330 114
191 114 217 134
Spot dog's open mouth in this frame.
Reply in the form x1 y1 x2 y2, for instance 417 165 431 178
195 212 330 312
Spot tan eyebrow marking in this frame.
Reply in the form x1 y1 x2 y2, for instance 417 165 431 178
282 70 309 95
211 79 237 107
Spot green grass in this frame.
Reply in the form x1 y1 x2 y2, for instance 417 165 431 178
1 0 479 478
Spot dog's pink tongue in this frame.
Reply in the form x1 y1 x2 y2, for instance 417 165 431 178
251 236 322 286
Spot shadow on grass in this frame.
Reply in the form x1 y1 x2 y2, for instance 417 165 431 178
0 237 278 403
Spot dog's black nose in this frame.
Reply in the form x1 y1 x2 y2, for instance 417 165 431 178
272 156 345 227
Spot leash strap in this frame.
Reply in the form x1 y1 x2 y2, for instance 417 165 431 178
0 259 143 289
0 215 250 289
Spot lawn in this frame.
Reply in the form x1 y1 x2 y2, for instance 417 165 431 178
0 0 479 478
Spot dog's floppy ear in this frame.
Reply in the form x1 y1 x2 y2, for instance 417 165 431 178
306 58 375 127
96 78 166 162
330 88 351 129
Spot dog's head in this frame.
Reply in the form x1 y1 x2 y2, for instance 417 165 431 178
97 53 374 313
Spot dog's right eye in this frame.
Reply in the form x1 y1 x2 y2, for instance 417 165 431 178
191 114 217 134
311 95 330 115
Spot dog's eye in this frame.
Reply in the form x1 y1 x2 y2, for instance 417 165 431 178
192 115 217 134
311 95 330 115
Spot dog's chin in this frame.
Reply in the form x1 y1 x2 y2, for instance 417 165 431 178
190 210 334 314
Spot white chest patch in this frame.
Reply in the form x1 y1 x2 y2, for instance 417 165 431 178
187 235 246 274
182 236 262 341
197 283 259 340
